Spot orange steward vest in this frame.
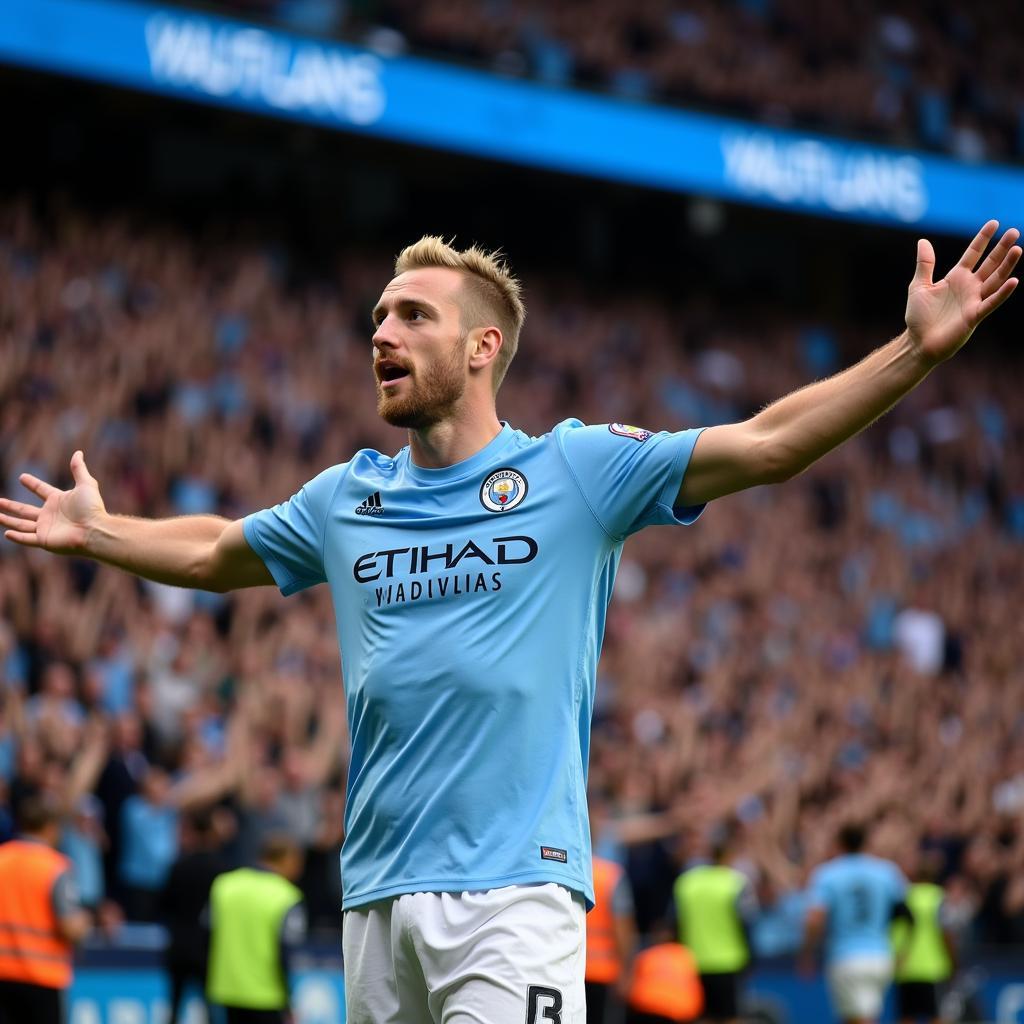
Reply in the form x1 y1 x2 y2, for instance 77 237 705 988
628 943 703 1022
586 857 625 984
0 840 74 988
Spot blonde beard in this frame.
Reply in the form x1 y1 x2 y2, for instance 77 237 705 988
376 336 467 429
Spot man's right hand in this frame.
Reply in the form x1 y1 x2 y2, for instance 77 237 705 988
3 451 273 591
0 450 105 555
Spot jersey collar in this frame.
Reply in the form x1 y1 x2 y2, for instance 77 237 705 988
403 422 517 484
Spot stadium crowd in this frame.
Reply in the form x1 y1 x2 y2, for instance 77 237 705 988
1 196 1023 958
191 0 1024 164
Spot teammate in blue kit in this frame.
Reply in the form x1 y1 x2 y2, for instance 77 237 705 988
2 223 1019 1024
802 824 909 1024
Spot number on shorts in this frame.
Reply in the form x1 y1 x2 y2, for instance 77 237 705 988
526 985 562 1024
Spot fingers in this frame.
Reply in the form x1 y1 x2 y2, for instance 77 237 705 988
980 244 1022 299
0 511 38 534
0 498 40 522
978 277 1019 321
18 473 57 501
912 238 936 287
2 530 41 548
957 220 999 270
977 228 1020 282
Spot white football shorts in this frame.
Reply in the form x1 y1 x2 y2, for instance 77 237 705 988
342 882 586 1024
827 953 894 1021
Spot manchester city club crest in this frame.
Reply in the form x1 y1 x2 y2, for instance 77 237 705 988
479 467 528 513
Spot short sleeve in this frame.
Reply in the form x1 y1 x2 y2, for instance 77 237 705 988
807 867 830 911
243 465 346 596
52 869 83 918
557 422 706 540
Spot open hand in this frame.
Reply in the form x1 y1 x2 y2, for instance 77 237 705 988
906 221 1020 366
0 451 105 555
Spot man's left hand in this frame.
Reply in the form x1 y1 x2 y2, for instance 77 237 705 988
905 220 1020 366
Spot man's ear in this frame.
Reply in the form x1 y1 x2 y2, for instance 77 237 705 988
468 325 503 372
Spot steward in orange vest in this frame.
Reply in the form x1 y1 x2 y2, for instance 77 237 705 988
0 796 91 1024
626 940 703 1024
586 855 636 1024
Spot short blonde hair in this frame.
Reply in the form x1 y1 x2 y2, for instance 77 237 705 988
394 236 526 391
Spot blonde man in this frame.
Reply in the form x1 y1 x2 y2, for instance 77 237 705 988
2 223 1019 1024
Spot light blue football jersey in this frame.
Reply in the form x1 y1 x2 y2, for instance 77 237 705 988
808 854 908 962
243 419 704 910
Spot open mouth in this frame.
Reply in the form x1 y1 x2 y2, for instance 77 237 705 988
376 360 412 386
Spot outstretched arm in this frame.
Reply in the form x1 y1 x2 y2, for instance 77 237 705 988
678 221 1020 507
0 451 272 592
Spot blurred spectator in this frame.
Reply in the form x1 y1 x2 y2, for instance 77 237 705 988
117 767 181 921
160 809 232 1024
624 922 704 1024
891 852 957 1024
0 796 91 1024
206 833 306 1024
587 792 638 1023
116 724 242 920
60 796 107 913
672 833 757 1023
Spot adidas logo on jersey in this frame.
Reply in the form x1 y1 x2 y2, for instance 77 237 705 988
355 492 384 516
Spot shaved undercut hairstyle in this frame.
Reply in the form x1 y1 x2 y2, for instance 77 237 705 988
395 237 526 392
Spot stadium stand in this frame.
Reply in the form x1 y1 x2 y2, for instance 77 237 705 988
1 195 1023 962
178 0 1024 163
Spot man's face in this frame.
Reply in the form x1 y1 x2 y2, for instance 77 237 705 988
371 267 470 429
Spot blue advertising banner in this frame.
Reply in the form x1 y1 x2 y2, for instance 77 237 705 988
67 964 1024 1023
70 967 346 1023
1 0 1023 233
